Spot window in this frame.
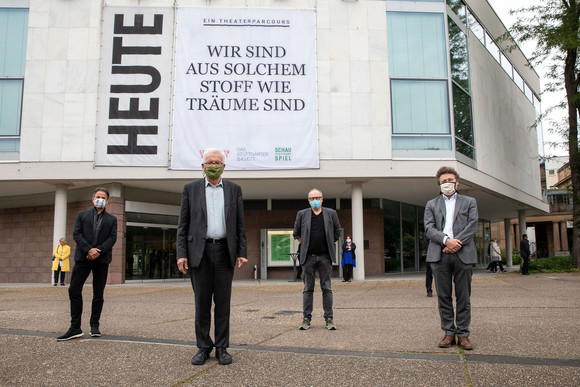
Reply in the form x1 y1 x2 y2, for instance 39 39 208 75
388 12 451 152
391 80 450 135
387 12 448 78
0 8 28 159
548 170 555 175
447 0 466 24
448 17 469 92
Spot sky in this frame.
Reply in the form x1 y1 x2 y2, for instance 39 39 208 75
486 0 568 157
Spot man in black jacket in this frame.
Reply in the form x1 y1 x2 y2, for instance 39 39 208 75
57 187 117 341
520 234 531 275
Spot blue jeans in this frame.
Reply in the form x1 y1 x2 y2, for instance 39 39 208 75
302 254 333 319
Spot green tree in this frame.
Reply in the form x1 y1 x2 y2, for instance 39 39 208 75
508 0 580 267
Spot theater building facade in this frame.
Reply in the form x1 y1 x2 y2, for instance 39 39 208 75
0 0 547 283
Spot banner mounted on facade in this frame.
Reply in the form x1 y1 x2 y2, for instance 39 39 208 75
172 8 318 170
95 7 173 166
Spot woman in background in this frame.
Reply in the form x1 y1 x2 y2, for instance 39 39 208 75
52 238 71 286
341 235 356 282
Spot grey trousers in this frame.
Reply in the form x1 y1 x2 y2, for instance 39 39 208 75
302 254 333 319
431 253 472 337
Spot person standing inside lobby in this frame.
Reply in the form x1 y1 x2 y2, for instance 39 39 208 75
424 166 478 350
294 188 342 331
52 238 70 286
177 148 248 366
57 187 117 341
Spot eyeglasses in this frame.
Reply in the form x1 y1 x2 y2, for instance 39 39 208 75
308 196 322 201
204 162 223 166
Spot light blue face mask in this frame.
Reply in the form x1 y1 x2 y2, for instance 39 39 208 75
310 200 321 209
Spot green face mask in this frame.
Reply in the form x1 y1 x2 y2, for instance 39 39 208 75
204 166 224 180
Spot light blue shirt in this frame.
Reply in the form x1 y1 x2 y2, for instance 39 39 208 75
205 178 226 238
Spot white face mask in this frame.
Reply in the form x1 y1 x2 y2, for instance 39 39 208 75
346 239 352 243
93 198 107 209
440 182 456 196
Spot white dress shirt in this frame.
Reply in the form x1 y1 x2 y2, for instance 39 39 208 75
442 193 457 245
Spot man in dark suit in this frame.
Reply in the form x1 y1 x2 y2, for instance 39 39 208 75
57 187 117 341
424 166 478 350
293 188 341 331
520 234 531 275
177 148 248 366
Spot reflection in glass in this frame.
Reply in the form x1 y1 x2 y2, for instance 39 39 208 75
467 12 485 44
402 203 417 272
0 80 23 136
387 12 448 78
447 0 466 24
448 17 470 92
452 83 473 145
383 199 401 273
391 80 450 134
393 136 452 151
455 138 475 159
500 52 513 78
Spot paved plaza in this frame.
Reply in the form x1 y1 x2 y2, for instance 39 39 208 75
1 271 579 386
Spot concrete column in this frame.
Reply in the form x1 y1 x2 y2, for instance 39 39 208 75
552 222 561 252
504 218 513 267
351 181 365 281
52 185 68 284
560 221 569 251
53 185 68 247
518 210 526 239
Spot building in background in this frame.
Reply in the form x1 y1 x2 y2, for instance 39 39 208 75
0 0 548 283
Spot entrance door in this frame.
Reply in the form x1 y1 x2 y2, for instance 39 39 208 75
125 226 184 281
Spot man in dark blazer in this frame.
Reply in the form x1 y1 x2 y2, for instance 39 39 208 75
57 187 117 341
293 188 341 331
520 234 531 275
424 166 478 350
177 148 247 366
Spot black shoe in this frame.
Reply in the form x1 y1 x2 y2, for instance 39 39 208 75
90 326 101 337
60 283 65 286
53 284 57 286
216 348 232 365
57 328 83 341
191 348 211 365
427 290 433 297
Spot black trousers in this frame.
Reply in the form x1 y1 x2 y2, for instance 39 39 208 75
190 241 234 350
522 257 530 274
68 260 109 330
53 267 66 284
425 263 433 292
343 264 353 281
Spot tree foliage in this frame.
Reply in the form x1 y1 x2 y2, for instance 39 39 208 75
508 0 580 267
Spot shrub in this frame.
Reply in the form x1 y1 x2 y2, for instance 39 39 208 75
528 256 578 273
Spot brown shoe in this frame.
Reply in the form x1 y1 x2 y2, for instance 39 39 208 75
458 337 473 350
438 335 455 348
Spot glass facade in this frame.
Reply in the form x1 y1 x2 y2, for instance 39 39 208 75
387 11 451 151
125 226 186 281
0 8 28 158
382 198 490 273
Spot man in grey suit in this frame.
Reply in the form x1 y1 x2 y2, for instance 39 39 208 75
424 166 478 350
177 148 248 366
294 188 342 330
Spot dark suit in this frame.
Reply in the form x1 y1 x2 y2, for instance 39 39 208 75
424 193 478 338
293 207 341 319
520 238 530 274
177 178 247 350
69 208 117 330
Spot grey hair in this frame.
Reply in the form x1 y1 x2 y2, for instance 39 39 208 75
203 148 226 163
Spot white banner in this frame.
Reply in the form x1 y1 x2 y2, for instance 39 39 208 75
172 8 318 170
95 7 173 166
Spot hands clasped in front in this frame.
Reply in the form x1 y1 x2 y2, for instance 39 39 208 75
86 248 101 260
443 238 462 254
